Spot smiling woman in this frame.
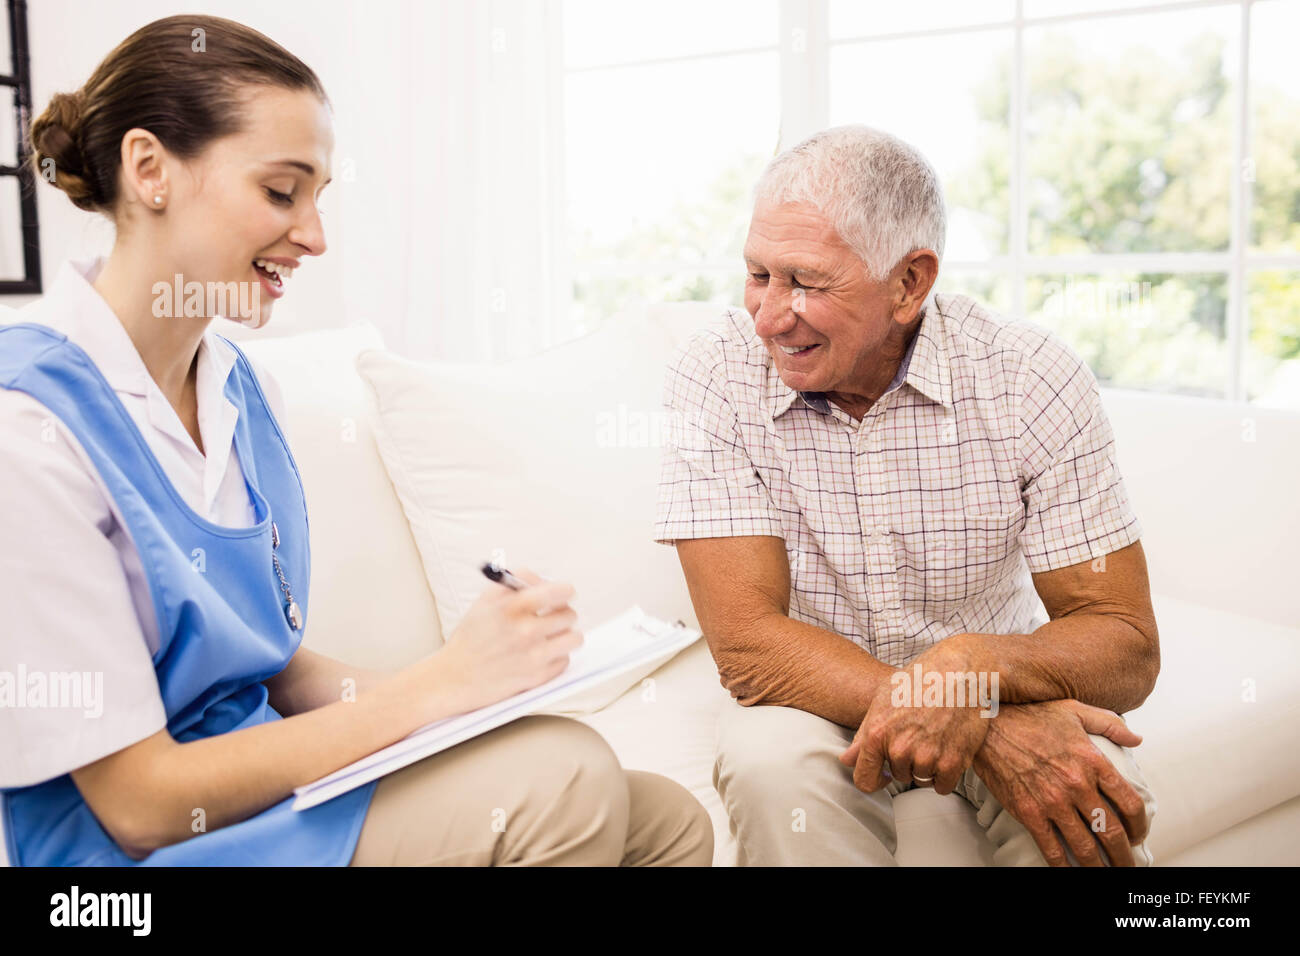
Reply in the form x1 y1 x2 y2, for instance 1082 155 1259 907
30 19 331 338
0 14 713 869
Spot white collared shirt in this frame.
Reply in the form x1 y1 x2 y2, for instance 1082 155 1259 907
0 257 288 790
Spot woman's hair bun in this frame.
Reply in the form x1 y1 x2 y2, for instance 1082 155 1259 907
29 90 99 212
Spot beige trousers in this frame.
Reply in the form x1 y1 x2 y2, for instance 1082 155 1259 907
348 714 713 866
713 702 1157 867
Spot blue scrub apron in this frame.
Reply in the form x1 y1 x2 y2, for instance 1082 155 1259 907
0 321 376 866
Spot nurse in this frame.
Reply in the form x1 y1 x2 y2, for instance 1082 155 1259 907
0 14 712 867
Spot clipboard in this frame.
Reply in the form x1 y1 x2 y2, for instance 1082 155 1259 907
292 606 699 811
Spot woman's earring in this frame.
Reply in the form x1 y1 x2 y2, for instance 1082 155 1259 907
153 195 163 206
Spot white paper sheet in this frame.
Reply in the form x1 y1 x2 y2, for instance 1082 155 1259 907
292 606 700 810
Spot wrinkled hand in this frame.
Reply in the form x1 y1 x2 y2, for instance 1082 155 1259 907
839 644 994 796
972 699 1148 867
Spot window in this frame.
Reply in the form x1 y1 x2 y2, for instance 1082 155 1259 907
562 0 781 332
560 0 1300 406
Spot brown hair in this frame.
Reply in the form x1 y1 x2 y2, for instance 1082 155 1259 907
29 15 328 214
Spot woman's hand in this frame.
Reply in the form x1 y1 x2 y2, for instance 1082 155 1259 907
423 568 584 717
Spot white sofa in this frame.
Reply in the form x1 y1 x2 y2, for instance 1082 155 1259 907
237 305 1300 867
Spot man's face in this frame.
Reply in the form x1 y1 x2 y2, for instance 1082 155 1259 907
742 200 901 399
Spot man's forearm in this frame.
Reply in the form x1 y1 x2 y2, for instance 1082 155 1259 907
712 611 898 729
932 613 1159 714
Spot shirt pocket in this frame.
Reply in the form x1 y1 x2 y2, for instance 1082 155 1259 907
899 508 1025 606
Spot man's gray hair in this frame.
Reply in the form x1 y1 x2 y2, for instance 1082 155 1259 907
753 125 947 281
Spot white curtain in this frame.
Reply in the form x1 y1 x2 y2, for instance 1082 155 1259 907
327 0 568 362
26 0 568 359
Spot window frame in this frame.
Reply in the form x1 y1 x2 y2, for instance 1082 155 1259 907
561 0 1300 403
0 0 40 295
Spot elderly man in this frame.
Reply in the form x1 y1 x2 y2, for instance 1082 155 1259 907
654 125 1159 867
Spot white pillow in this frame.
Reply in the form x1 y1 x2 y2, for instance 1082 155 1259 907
355 310 708 711
239 323 445 669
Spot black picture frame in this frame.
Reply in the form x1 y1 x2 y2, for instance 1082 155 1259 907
0 0 40 294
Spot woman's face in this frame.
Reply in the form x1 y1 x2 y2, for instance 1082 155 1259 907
162 86 334 329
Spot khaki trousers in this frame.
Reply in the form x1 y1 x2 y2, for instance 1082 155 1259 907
349 714 713 866
713 702 1157 867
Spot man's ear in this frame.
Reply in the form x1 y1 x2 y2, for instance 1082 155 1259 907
894 248 940 323
117 127 170 208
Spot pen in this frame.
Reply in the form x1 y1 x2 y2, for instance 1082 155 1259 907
481 560 529 591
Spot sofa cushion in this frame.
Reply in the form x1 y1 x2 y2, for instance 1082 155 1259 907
1101 388 1300 630
238 324 444 669
355 310 702 708
1125 593 1300 861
